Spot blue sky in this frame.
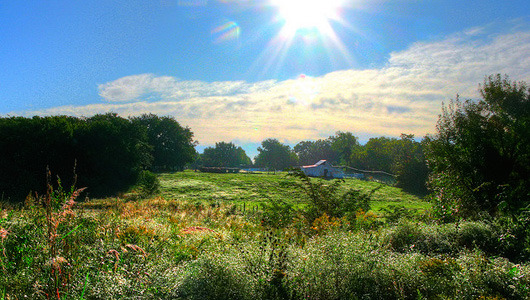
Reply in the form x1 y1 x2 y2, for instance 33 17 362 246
1 0 529 157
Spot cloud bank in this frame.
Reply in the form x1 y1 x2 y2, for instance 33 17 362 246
23 26 530 146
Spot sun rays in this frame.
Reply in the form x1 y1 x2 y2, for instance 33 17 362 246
272 0 344 35
248 0 355 80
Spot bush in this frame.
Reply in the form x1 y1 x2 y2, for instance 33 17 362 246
136 170 160 197
288 170 374 225
493 211 530 262
261 199 294 228
384 221 499 255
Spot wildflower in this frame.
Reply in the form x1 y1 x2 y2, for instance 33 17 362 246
50 256 68 270
0 228 7 241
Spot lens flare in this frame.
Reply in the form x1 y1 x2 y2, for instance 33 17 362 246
211 21 240 43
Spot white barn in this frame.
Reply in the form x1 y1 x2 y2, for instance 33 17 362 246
301 160 344 179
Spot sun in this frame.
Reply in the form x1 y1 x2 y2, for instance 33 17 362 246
272 0 343 34
252 0 353 77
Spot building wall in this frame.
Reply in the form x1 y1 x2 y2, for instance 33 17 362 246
303 165 343 178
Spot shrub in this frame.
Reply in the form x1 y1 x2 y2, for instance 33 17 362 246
493 211 530 262
261 199 294 228
288 169 375 226
384 221 499 256
380 205 421 224
136 170 160 197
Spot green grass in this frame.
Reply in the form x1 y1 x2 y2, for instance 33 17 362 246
159 171 303 203
158 170 430 214
3 170 529 299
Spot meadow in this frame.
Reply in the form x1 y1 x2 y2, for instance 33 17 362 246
1 170 529 299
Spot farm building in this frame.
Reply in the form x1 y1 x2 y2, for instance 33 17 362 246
301 160 344 179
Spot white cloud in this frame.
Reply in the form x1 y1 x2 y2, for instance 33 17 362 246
98 74 278 102
23 26 530 147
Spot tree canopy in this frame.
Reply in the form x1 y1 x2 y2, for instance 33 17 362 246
294 131 359 166
254 138 298 171
130 114 197 171
0 113 197 201
199 142 252 167
294 139 337 166
426 74 530 218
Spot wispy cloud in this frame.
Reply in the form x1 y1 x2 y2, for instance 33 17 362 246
22 25 530 147
98 74 277 102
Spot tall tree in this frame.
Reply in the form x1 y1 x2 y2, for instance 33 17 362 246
0 113 199 201
294 139 337 166
200 142 252 167
426 75 530 218
393 134 429 196
131 114 197 171
329 131 359 165
74 113 152 196
350 136 398 173
0 113 156 200
254 138 298 172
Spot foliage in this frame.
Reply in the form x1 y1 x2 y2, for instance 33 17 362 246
289 169 374 225
0 113 196 201
493 209 530 262
394 134 429 196
383 221 499 255
294 131 359 166
340 134 429 195
74 113 152 197
294 139 338 166
261 199 295 228
136 170 161 197
329 131 360 166
2 171 530 299
426 75 530 218
130 114 197 171
350 136 397 172
0 115 80 201
254 139 298 172
199 141 252 168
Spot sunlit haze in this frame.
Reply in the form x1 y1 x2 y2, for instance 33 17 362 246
272 0 344 34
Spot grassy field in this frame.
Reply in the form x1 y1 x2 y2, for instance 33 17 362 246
1 170 529 299
157 170 430 214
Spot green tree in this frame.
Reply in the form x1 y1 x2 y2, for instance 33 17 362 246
350 136 398 173
426 75 530 218
131 114 197 171
294 132 358 166
0 113 158 200
75 113 152 197
329 131 359 165
294 139 337 166
394 134 429 196
254 139 298 172
289 169 373 225
0 116 79 200
200 142 252 167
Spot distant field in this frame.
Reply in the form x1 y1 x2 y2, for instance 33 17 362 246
158 170 431 213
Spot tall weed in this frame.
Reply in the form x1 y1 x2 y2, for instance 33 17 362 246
288 169 376 226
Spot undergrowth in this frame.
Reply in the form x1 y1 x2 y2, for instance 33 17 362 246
1 171 529 299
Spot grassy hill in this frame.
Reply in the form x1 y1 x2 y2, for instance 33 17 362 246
158 170 430 214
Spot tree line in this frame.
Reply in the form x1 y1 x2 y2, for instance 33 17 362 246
0 113 196 201
195 74 530 216
198 133 428 195
2 74 528 221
